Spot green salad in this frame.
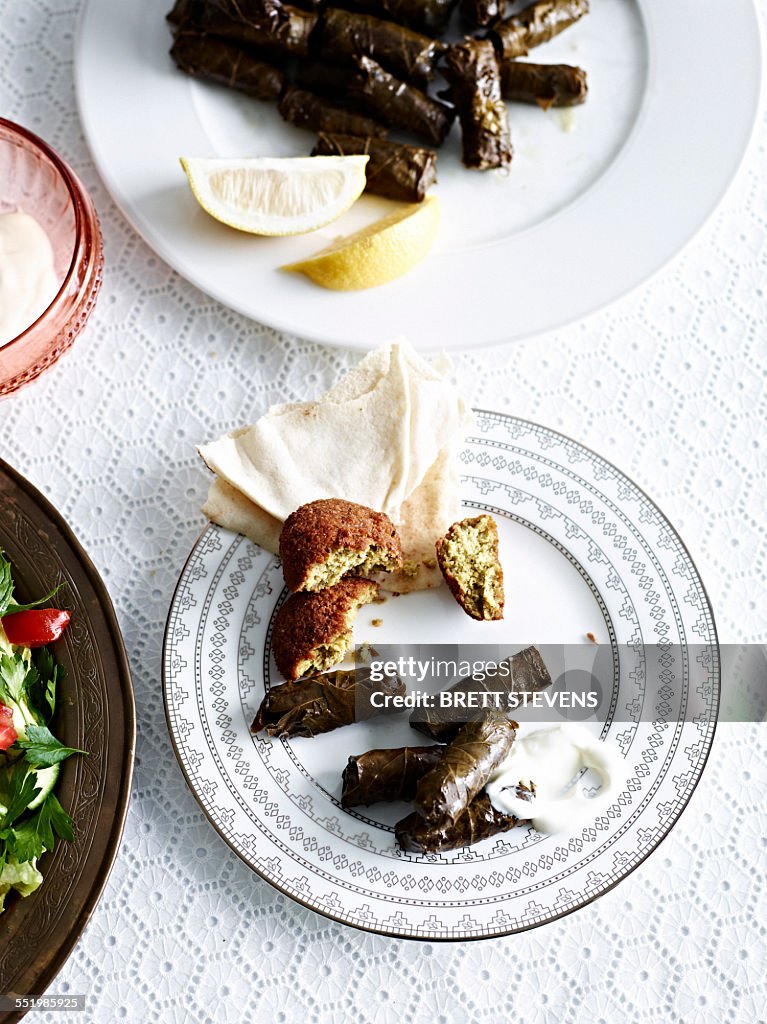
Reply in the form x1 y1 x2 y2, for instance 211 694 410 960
0 550 84 913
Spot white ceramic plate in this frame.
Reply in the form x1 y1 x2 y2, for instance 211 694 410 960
75 0 760 350
163 413 719 939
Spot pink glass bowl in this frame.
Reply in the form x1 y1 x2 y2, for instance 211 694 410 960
0 119 103 397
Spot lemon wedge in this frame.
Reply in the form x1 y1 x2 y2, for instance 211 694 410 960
282 195 441 290
179 156 369 236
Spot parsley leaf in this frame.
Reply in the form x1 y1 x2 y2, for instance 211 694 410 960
0 651 43 730
3 582 67 616
27 648 60 724
0 651 29 708
0 552 13 618
8 803 52 862
45 793 75 843
7 792 76 862
15 725 86 767
0 767 41 829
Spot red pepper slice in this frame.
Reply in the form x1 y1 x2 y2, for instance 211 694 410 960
1 608 71 648
0 703 17 751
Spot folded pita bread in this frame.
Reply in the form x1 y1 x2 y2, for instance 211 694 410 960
198 340 471 592
202 477 282 554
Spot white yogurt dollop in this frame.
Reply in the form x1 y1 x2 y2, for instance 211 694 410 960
486 723 626 834
0 211 58 348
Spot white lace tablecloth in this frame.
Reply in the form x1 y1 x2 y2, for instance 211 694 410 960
1 1 766 1020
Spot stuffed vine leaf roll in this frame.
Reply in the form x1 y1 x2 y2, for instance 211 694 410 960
175 0 319 58
203 0 309 18
167 0 196 25
170 32 285 99
410 645 552 742
492 0 589 60
293 61 357 99
252 666 406 738
312 133 437 202
441 38 511 170
280 86 389 137
341 745 444 806
396 793 521 853
317 8 444 84
500 60 587 109
460 0 501 30
349 56 454 146
413 711 517 823
200 0 306 17
334 0 458 35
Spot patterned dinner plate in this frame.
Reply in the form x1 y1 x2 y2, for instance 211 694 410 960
163 413 719 940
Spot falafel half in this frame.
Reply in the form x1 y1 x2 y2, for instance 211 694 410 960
270 576 379 681
279 498 403 593
435 514 504 621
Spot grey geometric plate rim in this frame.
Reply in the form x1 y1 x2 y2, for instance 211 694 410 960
162 412 720 940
